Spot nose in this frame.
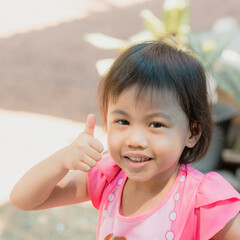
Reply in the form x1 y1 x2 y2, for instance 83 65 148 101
126 127 148 149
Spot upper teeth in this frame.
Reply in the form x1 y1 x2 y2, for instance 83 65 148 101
128 157 150 162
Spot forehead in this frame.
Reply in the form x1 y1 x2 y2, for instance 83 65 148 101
109 86 181 111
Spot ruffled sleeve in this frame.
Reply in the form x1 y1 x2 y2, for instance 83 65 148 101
88 155 121 210
195 172 240 239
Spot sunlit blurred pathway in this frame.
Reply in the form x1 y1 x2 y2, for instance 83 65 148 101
0 0 150 38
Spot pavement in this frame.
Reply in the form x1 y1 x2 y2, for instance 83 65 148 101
0 0 240 239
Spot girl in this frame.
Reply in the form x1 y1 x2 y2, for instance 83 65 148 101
11 41 240 239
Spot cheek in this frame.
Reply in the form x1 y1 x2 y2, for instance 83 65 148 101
107 127 129 162
151 132 186 155
107 128 121 154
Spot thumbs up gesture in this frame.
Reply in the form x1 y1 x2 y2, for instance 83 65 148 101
84 113 96 137
61 114 104 172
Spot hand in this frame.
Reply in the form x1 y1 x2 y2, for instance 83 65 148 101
61 114 104 172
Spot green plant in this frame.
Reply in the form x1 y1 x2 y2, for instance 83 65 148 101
187 27 240 105
84 0 240 106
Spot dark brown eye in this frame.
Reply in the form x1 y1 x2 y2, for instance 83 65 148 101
149 122 163 128
118 120 129 125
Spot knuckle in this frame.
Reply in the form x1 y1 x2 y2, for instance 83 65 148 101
86 157 96 168
71 159 92 172
80 155 95 168
96 152 102 161
82 165 92 172
97 143 104 153
77 150 85 159
76 141 86 150
99 144 104 152
90 161 97 168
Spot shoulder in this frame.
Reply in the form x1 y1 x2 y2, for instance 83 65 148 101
181 165 240 203
185 165 240 239
87 155 122 209
194 168 240 207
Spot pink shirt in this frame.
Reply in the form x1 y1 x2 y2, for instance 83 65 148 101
88 155 240 240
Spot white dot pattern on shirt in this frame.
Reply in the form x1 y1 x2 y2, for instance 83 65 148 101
169 211 177 221
165 174 185 240
174 192 179 201
103 210 108 217
118 178 123 185
108 193 115 202
166 231 174 240
179 175 185 182
103 175 186 238
104 178 124 218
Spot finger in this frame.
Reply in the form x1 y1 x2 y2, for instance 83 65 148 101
85 146 102 161
89 138 104 153
80 155 98 168
84 114 96 137
71 159 92 172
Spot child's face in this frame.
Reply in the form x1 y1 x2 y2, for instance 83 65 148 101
106 87 197 184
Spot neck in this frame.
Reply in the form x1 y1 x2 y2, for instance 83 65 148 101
120 164 180 217
128 164 179 195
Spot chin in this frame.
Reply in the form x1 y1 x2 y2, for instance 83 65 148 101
124 170 154 182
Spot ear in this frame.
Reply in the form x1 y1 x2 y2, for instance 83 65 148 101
186 122 202 148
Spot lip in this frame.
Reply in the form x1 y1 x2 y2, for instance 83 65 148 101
124 152 152 159
123 153 153 169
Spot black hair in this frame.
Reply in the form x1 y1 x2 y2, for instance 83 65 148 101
98 41 213 164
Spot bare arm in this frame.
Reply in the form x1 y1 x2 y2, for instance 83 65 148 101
213 213 240 240
10 114 104 210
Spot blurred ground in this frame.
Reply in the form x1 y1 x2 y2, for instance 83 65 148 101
0 0 240 239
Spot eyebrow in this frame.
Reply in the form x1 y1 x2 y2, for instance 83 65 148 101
110 109 130 117
110 109 172 122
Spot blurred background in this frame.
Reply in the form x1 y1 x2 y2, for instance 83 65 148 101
0 0 240 239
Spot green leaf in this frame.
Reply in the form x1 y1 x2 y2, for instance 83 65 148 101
187 32 209 68
214 63 240 105
220 49 240 71
206 34 236 66
140 9 165 39
163 0 191 35
187 32 205 56
84 33 128 50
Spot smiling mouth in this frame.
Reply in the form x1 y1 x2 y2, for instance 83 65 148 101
124 156 152 162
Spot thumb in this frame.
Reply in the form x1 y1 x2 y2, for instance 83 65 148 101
84 114 96 137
